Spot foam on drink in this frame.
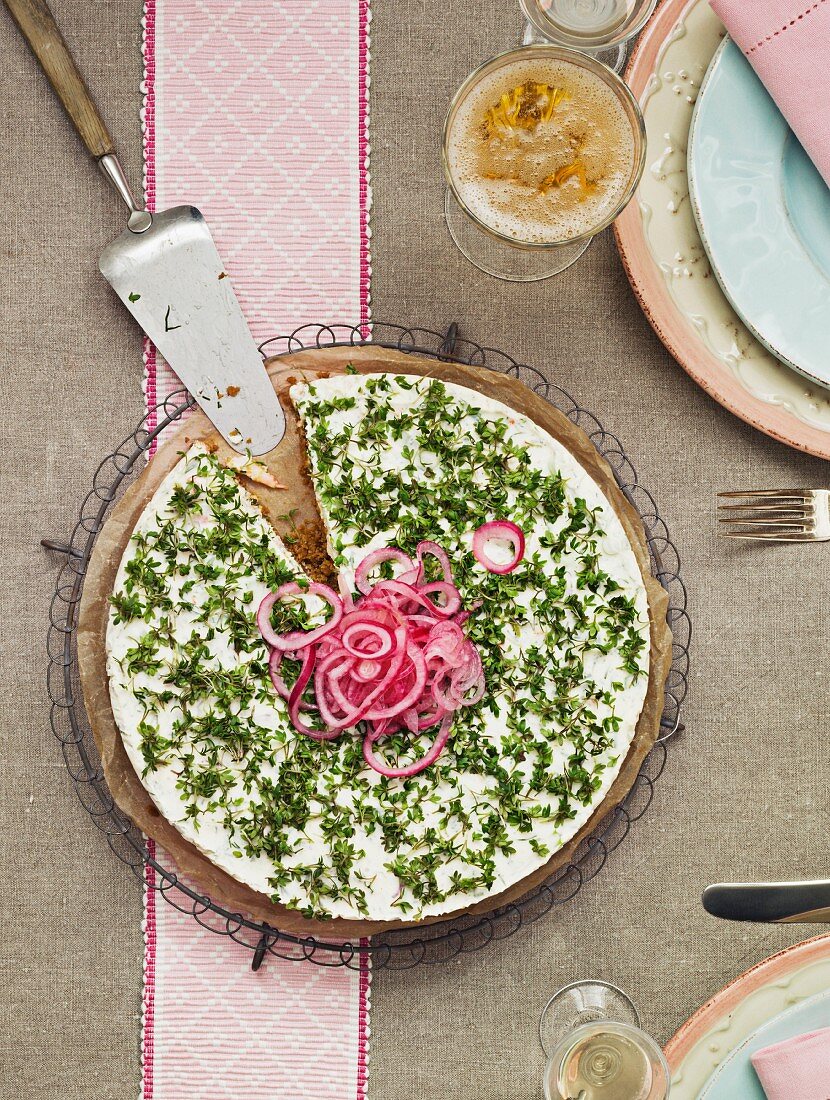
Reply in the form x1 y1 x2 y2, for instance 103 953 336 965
446 56 636 244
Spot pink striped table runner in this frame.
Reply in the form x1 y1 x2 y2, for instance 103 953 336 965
139 2 372 1096
142 0 372 422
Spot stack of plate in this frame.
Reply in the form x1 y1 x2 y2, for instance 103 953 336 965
688 38 830 393
616 2 830 1089
615 0 830 458
664 934 830 1098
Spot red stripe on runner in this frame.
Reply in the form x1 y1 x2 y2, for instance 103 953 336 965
357 940 371 1097
142 838 158 1100
142 0 158 449
357 7 373 1084
141 3 158 1088
138 5 372 1096
358 0 371 337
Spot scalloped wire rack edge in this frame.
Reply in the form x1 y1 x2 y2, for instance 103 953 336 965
45 322 690 971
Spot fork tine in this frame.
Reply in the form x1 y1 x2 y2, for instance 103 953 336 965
718 489 812 499
717 487 823 540
721 530 818 541
717 502 810 514
717 498 810 512
718 517 810 530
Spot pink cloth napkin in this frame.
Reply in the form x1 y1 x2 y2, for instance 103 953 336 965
751 1026 830 1099
709 0 830 187
139 1 372 1097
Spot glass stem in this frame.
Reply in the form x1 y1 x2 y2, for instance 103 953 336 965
519 24 628 72
596 42 628 72
521 19 549 45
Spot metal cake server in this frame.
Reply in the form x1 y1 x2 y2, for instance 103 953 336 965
5 0 285 455
704 881 830 923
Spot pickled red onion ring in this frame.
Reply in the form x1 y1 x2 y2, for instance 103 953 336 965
287 646 315 711
364 646 427 720
472 521 525 575
337 572 356 610
257 542 485 777
257 582 343 651
354 659 383 682
281 648 341 741
419 581 462 616
362 713 453 779
341 619 396 659
415 540 453 582
268 648 291 700
354 547 415 594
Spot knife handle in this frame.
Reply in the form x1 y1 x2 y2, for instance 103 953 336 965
704 881 830 923
4 0 115 159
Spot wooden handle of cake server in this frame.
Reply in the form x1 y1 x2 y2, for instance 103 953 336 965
4 0 115 159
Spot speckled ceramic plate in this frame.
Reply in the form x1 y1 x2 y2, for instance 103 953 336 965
614 0 830 458
665 934 830 1098
688 37 830 390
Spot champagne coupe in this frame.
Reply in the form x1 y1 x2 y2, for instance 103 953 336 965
441 45 646 282
540 981 670 1100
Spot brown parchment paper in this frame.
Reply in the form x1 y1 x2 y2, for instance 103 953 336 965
77 345 672 938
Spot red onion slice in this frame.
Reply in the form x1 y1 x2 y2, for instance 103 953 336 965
289 701 342 742
472 521 525 575
362 713 453 779
258 582 343 651
315 637 407 730
419 581 462 617
364 646 427 720
341 619 396 660
287 647 315 711
373 579 460 618
354 547 415 594
416 540 454 583
270 649 312 711
258 540 485 777
337 572 356 611
354 659 383 682
268 648 291 700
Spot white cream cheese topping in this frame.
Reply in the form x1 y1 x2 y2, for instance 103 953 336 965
106 374 652 921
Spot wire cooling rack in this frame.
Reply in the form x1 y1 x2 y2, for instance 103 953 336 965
45 322 690 971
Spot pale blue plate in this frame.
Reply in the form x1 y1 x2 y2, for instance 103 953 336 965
688 37 830 389
698 989 830 1099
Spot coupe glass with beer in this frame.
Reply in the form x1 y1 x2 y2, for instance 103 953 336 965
441 45 645 281
539 981 670 1100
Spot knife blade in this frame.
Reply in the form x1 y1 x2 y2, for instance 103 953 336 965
703 881 830 923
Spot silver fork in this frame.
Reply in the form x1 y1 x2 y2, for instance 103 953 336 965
718 489 830 541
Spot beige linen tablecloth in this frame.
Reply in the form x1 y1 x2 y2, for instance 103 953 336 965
3 3 830 1097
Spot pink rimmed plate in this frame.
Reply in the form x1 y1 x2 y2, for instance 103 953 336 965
665 934 830 1096
614 0 830 459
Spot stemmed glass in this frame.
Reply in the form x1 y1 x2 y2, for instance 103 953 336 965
539 981 671 1100
441 45 646 282
520 0 658 72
